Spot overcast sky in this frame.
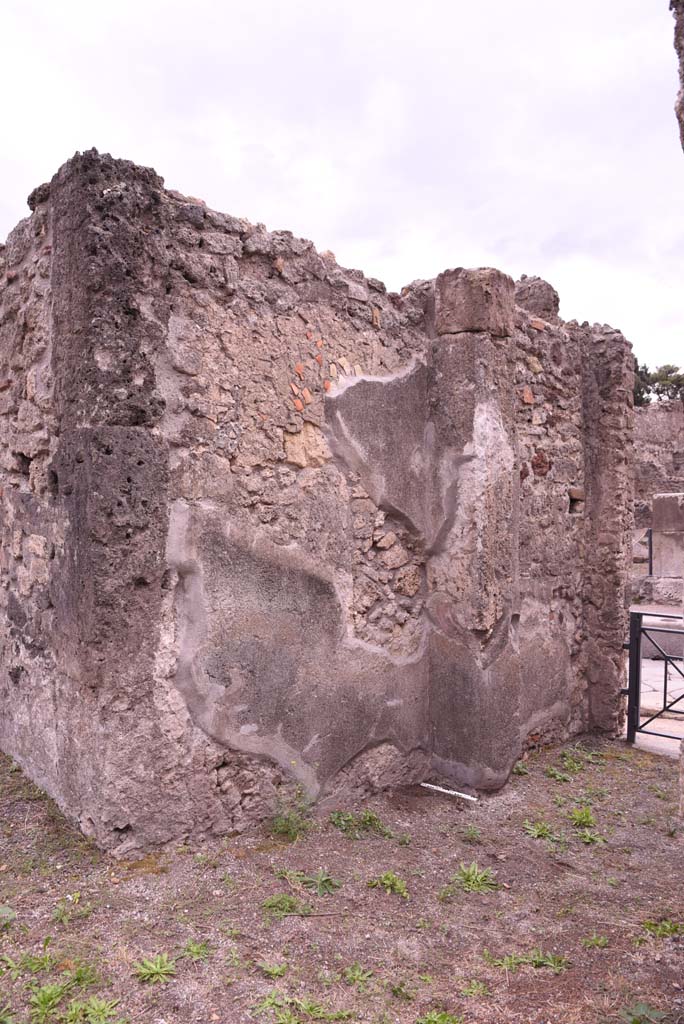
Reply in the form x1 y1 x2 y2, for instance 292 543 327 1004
1 0 682 367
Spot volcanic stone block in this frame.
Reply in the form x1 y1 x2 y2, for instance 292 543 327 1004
652 493 684 579
435 267 515 337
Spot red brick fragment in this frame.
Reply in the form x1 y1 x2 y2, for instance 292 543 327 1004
531 450 551 477
323 380 331 391
293 398 304 412
289 382 300 395
522 385 534 405
301 388 313 405
315 354 323 366
294 363 305 379
316 338 324 349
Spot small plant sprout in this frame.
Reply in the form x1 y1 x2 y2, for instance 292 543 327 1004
330 809 393 839
268 790 313 842
416 1011 463 1024
560 749 585 774
440 862 499 899
343 962 373 988
582 932 609 948
133 953 177 983
62 996 124 1023
0 906 16 932
258 961 288 978
575 828 605 846
523 819 555 840
642 918 684 938
28 982 70 1023
569 805 596 828
462 825 482 844
618 1004 666 1023
545 766 571 783
512 761 530 776
367 871 409 898
180 939 211 962
461 979 490 997
389 978 414 1000
483 947 569 973
262 893 313 920
295 869 342 896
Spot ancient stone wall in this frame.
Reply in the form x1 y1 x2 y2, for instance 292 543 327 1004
631 401 684 604
634 400 684 529
0 151 633 853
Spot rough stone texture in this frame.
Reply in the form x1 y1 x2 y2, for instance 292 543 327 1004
630 401 684 604
0 151 634 853
633 400 684 529
514 275 560 323
435 267 515 337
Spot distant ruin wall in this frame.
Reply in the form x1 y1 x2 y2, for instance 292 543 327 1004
634 401 684 529
0 151 633 853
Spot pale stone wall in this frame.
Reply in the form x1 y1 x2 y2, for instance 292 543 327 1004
0 151 634 853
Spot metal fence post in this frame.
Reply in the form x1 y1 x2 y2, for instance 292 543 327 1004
626 611 642 743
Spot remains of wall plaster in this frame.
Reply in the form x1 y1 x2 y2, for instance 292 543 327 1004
0 151 633 853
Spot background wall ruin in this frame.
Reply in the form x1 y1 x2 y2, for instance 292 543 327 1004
631 401 684 604
0 151 633 853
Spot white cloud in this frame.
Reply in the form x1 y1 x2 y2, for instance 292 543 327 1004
1 0 682 367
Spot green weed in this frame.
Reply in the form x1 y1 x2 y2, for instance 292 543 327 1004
389 979 413 1000
545 766 571 783
276 868 342 896
483 947 568 973
268 793 313 842
416 1012 463 1024
582 933 608 948
618 1003 666 1023
133 953 176 983
569 805 596 828
62 996 124 1023
330 809 393 840
28 982 70 1023
367 871 409 898
258 962 288 978
440 862 498 899
262 893 312 920
575 828 605 846
523 819 556 840
343 962 373 988
180 939 211 962
0 906 16 932
642 918 684 938
461 979 490 997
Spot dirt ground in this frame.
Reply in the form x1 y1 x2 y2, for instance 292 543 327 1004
1 737 683 1024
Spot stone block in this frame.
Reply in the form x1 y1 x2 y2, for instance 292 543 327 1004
653 492 684 533
435 267 515 337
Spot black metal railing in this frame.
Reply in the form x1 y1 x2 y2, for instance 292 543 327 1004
625 610 684 743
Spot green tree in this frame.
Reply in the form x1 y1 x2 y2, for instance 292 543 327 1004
650 363 684 402
633 358 652 406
